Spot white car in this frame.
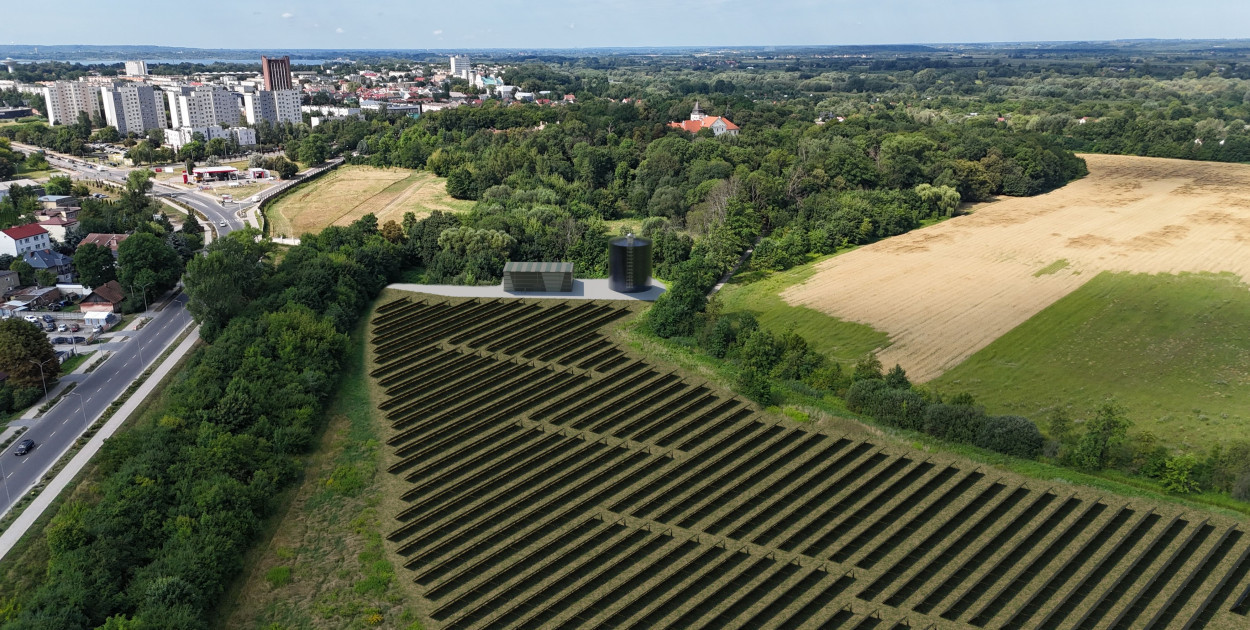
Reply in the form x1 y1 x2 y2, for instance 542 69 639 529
219 221 227 227
23 315 38 323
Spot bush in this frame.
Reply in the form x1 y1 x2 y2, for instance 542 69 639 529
975 415 1044 459
922 403 986 443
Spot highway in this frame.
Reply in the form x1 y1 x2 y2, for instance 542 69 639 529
0 294 193 515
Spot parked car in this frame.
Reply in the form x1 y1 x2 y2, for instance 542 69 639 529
23 315 38 323
13 439 34 456
51 336 68 344
92 325 104 334
73 336 86 344
58 323 68 332
70 323 80 332
41 314 54 323
44 323 56 332
50 304 61 312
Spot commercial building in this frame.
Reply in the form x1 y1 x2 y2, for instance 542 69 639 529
243 89 302 125
0 224 52 257
100 83 167 135
124 60 148 76
42 81 101 126
166 85 240 129
262 55 294 91
163 126 256 151
450 55 471 79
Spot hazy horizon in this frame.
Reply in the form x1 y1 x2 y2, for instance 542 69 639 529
3 0 1250 51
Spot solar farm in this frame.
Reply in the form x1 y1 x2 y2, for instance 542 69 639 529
369 294 1250 630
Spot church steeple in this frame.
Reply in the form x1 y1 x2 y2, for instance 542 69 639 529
690 100 705 121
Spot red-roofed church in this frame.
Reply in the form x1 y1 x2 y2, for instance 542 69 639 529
669 101 739 137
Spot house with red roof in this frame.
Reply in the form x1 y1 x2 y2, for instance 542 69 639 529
669 101 739 137
0 224 52 257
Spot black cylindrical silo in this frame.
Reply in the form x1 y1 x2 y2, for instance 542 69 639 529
608 234 652 293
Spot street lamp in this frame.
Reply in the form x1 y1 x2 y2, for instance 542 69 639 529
65 391 89 427
29 356 57 402
129 280 154 314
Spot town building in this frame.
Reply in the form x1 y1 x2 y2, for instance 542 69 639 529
36 216 78 242
243 89 302 125
20 249 75 283
166 85 240 129
100 83 168 135
163 126 256 151
262 55 294 91
42 80 101 126
0 270 18 295
450 55 471 79
668 101 739 137
80 280 125 313
78 233 130 258
0 224 52 257
124 60 149 76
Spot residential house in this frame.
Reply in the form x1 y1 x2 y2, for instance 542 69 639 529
0 224 52 257
80 280 125 314
39 195 78 210
36 216 78 242
668 101 739 137
0 179 44 202
0 269 18 296
7 286 61 309
21 249 75 283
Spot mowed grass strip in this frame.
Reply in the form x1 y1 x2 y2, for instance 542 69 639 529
718 258 891 367
932 271 1250 450
268 166 472 238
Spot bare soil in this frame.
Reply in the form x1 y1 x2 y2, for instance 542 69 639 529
782 154 1250 381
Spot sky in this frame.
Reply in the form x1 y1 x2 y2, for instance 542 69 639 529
3 0 1250 50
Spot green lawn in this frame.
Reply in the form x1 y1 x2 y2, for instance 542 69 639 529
932 271 1250 451
717 255 891 367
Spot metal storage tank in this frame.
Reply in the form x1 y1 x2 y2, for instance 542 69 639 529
608 233 652 293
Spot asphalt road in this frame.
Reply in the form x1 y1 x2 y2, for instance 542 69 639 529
0 294 192 515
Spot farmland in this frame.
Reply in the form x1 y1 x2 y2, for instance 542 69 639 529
267 166 473 238
781 154 1250 382
368 293 1250 629
932 271 1250 452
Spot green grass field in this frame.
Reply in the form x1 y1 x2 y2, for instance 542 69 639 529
717 256 891 366
932 271 1250 451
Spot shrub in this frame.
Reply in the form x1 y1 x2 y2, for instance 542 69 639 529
923 403 986 443
975 415 1044 459
264 566 292 590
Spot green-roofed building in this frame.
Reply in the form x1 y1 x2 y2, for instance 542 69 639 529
502 261 574 292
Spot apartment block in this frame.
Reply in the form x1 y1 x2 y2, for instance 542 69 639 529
166 85 240 129
100 83 167 135
243 89 302 125
42 81 101 126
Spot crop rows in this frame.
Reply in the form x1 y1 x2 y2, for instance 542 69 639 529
371 296 1250 629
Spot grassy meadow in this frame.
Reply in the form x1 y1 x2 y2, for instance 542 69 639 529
932 271 1250 451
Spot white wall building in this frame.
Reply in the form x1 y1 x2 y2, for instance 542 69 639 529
124 60 148 76
450 55 470 79
243 89 301 125
163 126 256 151
166 85 240 129
42 81 101 126
100 84 167 135
0 224 52 257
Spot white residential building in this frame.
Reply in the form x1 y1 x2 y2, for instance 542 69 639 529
166 85 240 129
163 126 256 151
124 60 149 76
42 81 100 126
100 84 167 135
0 224 52 257
243 89 302 125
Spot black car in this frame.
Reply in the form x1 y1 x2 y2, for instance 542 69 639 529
44 323 56 332
73 336 86 344
41 314 55 323
13 439 34 456
51 336 68 344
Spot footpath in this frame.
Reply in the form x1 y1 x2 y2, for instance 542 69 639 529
0 326 201 560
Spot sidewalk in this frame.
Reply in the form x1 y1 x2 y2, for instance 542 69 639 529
0 325 200 560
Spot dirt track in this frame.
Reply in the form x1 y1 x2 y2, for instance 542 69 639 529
783 154 1250 381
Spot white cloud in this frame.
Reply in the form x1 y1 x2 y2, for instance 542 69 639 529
281 12 294 18
569 23 575 29
433 29 443 35
336 27 344 33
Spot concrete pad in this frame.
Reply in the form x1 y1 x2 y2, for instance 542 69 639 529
388 278 667 302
